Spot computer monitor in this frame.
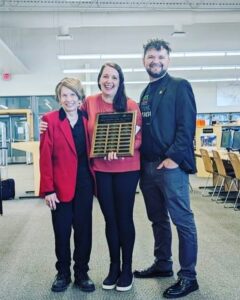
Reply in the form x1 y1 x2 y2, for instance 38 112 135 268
232 130 240 151
220 129 232 149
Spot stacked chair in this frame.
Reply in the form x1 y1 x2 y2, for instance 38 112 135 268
211 150 235 203
225 152 240 210
199 148 216 197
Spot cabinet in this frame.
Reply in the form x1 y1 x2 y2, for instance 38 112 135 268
11 142 40 196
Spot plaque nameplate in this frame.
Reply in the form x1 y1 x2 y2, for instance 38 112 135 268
90 111 137 158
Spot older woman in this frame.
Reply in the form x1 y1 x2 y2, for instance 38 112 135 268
39 78 95 293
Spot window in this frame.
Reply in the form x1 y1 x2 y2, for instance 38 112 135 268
37 95 60 114
0 96 31 110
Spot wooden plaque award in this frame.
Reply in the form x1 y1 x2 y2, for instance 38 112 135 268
90 111 137 158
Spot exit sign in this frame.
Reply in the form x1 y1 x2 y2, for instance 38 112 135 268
2 73 12 81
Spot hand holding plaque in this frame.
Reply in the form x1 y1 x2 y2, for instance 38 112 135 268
90 111 137 158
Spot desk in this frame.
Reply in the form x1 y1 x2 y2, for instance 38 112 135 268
11 142 40 196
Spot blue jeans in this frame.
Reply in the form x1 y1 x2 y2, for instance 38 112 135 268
140 160 198 280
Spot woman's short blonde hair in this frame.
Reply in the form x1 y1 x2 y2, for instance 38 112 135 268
55 77 85 102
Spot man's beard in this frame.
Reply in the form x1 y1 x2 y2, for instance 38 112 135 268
146 64 167 79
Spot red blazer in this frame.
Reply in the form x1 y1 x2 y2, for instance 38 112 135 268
39 109 94 202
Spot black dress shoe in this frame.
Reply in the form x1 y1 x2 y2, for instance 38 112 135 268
134 263 173 278
74 273 95 292
51 273 71 292
163 278 199 298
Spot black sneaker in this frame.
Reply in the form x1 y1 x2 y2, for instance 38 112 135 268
51 273 71 292
116 270 134 292
102 263 120 290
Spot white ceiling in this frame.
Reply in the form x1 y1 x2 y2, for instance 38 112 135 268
0 0 240 86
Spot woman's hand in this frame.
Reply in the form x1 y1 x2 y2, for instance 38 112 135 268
39 120 48 134
105 151 118 161
45 193 60 210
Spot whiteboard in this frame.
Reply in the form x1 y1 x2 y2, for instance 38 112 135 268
217 83 240 106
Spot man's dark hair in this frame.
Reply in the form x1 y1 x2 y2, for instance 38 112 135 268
143 39 172 56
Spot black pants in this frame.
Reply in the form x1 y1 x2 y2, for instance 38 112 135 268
96 171 139 267
51 167 93 277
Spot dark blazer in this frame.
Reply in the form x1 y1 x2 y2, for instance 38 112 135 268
39 108 94 202
140 73 197 174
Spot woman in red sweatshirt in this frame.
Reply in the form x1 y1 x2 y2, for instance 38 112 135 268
82 62 142 292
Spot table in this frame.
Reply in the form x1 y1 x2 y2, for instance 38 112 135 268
11 142 40 197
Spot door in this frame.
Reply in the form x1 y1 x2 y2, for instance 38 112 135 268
0 114 30 163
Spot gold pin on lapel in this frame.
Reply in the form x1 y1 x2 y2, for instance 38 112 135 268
159 88 166 94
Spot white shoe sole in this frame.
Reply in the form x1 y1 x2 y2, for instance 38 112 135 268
116 278 134 292
102 283 116 290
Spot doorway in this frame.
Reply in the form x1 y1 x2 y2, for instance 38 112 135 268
0 114 31 163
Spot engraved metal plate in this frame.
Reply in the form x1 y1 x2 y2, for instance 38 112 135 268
90 111 137 158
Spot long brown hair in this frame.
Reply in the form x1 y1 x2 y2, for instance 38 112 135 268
97 62 127 112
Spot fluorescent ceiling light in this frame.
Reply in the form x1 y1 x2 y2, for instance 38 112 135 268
63 65 240 74
125 81 148 85
102 54 141 59
173 51 240 57
63 68 134 74
58 51 240 60
63 69 99 74
226 51 240 56
80 78 240 86
58 54 100 60
184 51 225 57
201 66 239 70
58 54 141 60
81 81 96 85
189 78 240 83
81 81 149 85
170 66 202 71
171 53 185 57
132 68 145 72
171 65 240 71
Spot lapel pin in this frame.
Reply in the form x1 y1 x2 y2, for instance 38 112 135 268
159 88 166 95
